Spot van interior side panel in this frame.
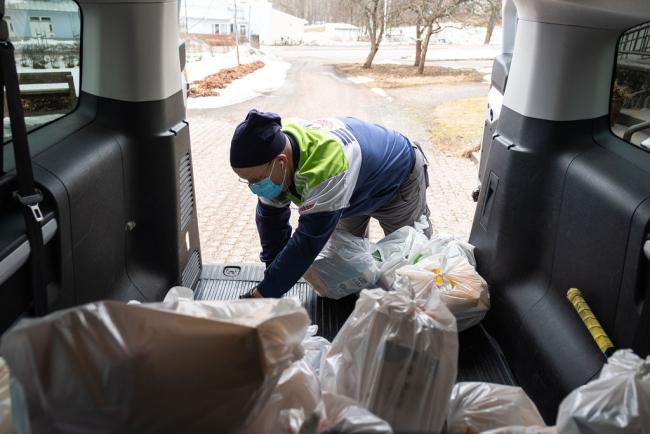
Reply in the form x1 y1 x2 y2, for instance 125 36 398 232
34 113 132 304
469 106 650 421
91 91 201 299
0 90 201 332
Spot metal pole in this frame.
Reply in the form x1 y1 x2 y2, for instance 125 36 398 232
383 0 388 34
184 0 189 34
234 0 240 65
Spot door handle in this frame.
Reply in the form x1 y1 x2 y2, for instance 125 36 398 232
645 240 650 261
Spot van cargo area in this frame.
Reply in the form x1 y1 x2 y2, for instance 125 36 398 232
196 263 516 385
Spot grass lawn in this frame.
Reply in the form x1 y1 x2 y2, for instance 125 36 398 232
335 63 483 88
430 96 486 156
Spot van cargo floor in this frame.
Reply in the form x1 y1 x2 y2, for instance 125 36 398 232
196 264 515 385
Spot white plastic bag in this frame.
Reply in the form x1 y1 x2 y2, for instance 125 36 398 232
240 359 322 434
0 298 310 434
304 230 380 299
396 252 489 331
318 392 393 434
373 226 430 290
241 325 333 434
481 426 558 434
556 349 650 434
302 325 331 377
163 286 194 302
418 235 477 267
446 382 546 434
321 279 458 433
373 228 478 292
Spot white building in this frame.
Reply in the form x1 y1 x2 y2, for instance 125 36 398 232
249 1 305 45
182 0 305 45
181 0 252 38
304 22 361 44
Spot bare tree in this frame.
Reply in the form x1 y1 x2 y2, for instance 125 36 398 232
274 0 361 24
401 3 423 66
233 0 240 65
414 17 424 66
356 0 387 69
483 0 501 44
412 0 468 74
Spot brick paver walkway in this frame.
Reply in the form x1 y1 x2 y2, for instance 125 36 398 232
188 57 484 265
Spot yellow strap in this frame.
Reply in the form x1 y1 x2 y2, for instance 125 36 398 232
567 288 614 354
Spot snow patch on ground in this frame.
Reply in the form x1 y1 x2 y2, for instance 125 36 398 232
185 47 266 83
187 55 291 110
371 87 393 102
348 76 373 84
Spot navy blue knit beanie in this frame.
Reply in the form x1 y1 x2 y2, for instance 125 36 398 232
230 109 286 168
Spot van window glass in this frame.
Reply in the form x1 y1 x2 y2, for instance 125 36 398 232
3 0 81 143
610 22 650 152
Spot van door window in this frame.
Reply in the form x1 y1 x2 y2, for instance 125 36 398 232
3 0 81 144
610 22 650 152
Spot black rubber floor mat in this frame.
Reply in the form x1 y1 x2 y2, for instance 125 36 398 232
195 264 357 341
197 263 515 385
457 326 516 385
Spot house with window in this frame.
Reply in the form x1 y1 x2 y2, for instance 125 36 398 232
182 0 305 45
5 0 80 40
304 22 361 44
182 0 251 39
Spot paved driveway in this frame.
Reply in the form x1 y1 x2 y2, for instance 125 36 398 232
188 47 487 264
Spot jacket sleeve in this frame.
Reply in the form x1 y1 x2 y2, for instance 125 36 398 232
257 209 343 297
256 200 292 267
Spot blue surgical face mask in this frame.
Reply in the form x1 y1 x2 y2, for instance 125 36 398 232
249 159 286 199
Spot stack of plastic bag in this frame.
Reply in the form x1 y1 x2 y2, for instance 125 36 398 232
304 230 380 299
446 382 546 434
556 349 650 433
0 298 310 434
321 278 458 433
396 248 489 331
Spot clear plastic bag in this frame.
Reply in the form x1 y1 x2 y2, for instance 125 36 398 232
320 279 458 433
304 230 380 299
240 359 322 434
162 286 194 302
446 382 546 434
373 226 430 290
318 392 393 434
418 235 477 267
241 325 334 434
396 252 489 331
0 298 310 434
556 349 650 434
302 325 331 377
481 426 558 434
373 228 478 292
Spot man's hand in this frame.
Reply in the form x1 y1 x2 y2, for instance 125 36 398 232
239 287 263 299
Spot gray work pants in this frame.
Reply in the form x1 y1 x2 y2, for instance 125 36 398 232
337 143 432 239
